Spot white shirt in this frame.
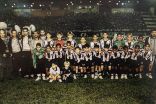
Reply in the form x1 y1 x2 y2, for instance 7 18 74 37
22 36 31 51
11 38 21 53
49 67 60 75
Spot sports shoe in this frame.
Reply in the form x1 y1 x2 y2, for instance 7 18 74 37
24 75 29 78
94 75 98 79
59 79 62 82
115 74 118 79
139 74 142 79
111 75 114 79
35 77 41 81
99 76 103 79
73 74 77 79
148 74 153 79
125 74 128 79
91 74 94 79
121 74 124 79
49 80 53 83
84 74 87 78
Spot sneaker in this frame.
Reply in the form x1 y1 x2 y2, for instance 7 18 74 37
115 74 118 79
59 79 62 82
35 77 41 81
24 75 29 78
73 75 77 79
49 80 53 83
125 74 128 79
91 74 94 79
111 75 114 80
94 75 98 79
84 74 87 78
146 73 149 77
139 74 142 79
42 76 47 80
99 76 103 79
42 74 47 80
148 74 153 79
30 74 34 78
121 74 124 79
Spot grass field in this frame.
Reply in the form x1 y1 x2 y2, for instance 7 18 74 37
0 78 156 104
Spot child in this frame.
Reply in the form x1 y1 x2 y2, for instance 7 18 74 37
78 37 87 49
44 45 54 77
49 63 62 82
53 43 64 69
93 45 103 79
90 34 100 49
125 33 135 49
100 32 112 49
64 41 74 66
142 44 153 79
130 45 143 78
44 32 54 48
83 44 93 78
55 32 65 48
110 45 120 79
33 43 46 81
113 34 125 49
66 31 77 47
73 47 82 79
101 44 111 78
61 61 73 82
120 46 131 79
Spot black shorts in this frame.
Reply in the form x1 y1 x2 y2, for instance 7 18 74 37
45 59 52 68
130 60 140 68
102 61 110 66
110 58 118 66
93 58 101 66
73 61 81 66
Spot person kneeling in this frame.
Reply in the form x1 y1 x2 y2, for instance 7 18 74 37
49 63 62 83
62 61 73 83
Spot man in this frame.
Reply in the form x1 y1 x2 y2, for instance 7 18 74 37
8 29 21 78
20 28 33 78
0 29 12 81
145 30 156 78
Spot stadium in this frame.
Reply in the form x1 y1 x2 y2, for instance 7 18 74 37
0 0 156 104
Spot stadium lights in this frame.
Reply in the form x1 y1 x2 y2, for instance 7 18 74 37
30 5 33 7
116 3 119 5
5 4 7 6
23 4 26 7
121 3 124 6
97 3 100 5
108 1 111 3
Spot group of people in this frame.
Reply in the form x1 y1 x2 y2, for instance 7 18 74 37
0 27 156 83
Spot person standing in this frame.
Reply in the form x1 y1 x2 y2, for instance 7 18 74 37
145 30 156 78
20 28 33 78
0 29 12 81
8 29 22 78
